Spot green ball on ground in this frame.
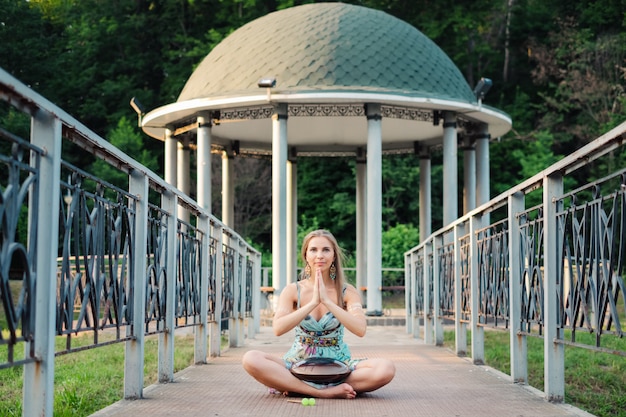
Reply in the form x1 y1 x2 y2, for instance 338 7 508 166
300 398 316 406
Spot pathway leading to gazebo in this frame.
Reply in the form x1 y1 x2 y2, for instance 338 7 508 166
90 325 593 417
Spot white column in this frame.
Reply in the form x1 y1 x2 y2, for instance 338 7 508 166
164 128 177 186
287 148 298 284
476 124 490 226
177 136 191 224
272 104 288 292
356 148 367 300
418 146 431 242
196 114 212 214
442 112 458 226
462 136 476 214
222 149 235 228
475 124 490 207
365 104 383 316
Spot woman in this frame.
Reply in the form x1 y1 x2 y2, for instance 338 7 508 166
242 229 395 399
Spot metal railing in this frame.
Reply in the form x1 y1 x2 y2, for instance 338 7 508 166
405 121 626 403
0 67 261 417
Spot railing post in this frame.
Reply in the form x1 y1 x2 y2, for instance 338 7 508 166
508 191 527 383
251 252 262 335
229 237 240 347
237 240 246 346
404 253 412 334
23 111 62 417
470 215 484 364
257 253 263 334
410 250 420 339
159 192 177 382
423 241 432 344
433 236 444 346
543 173 564 401
195 214 210 363
124 171 149 399
209 224 223 357
262 267 270 287
454 223 467 355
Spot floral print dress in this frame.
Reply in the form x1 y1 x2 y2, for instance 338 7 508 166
282 282 361 387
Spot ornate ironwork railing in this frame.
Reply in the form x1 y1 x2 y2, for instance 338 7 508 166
476 219 510 329
410 249 424 317
458 233 471 325
0 130 40 368
244 257 254 317
438 241 455 321
222 245 236 324
145 204 169 334
56 166 137 351
0 67 261 416
518 206 545 336
557 170 626 346
406 121 626 403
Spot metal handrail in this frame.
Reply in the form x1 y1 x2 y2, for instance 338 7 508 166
405 120 626 403
0 67 262 416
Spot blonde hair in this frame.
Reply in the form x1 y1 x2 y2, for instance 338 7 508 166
300 229 347 308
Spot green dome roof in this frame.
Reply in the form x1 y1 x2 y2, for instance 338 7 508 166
179 2 476 103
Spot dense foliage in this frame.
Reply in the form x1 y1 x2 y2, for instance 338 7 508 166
1 0 625 262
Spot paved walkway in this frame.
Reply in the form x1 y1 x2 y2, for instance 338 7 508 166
91 325 594 417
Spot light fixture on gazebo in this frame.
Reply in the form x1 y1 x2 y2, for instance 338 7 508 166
258 77 277 101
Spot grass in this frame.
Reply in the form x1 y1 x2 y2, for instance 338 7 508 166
443 329 626 417
0 332 200 417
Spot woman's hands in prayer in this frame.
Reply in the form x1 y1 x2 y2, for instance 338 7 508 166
315 268 334 306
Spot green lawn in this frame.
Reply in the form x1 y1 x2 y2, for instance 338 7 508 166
0 332 198 417
443 329 626 417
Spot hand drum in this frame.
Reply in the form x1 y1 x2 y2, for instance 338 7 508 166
290 358 351 383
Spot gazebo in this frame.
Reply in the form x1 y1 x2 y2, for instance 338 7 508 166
140 2 512 315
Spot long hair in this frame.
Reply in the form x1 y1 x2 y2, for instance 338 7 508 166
299 229 347 308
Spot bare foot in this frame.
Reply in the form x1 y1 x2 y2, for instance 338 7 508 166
316 383 357 399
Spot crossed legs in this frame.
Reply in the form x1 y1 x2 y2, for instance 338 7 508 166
242 350 395 399
345 357 396 393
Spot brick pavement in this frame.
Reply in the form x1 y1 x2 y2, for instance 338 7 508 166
91 324 595 417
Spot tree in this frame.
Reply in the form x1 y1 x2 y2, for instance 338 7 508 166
528 17 626 147
89 116 159 190
297 157 357 252
381 223 419 287
3 0 625 255
0 0 63 97
382 223 419 267
231 158 273 246
381 155 421 229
